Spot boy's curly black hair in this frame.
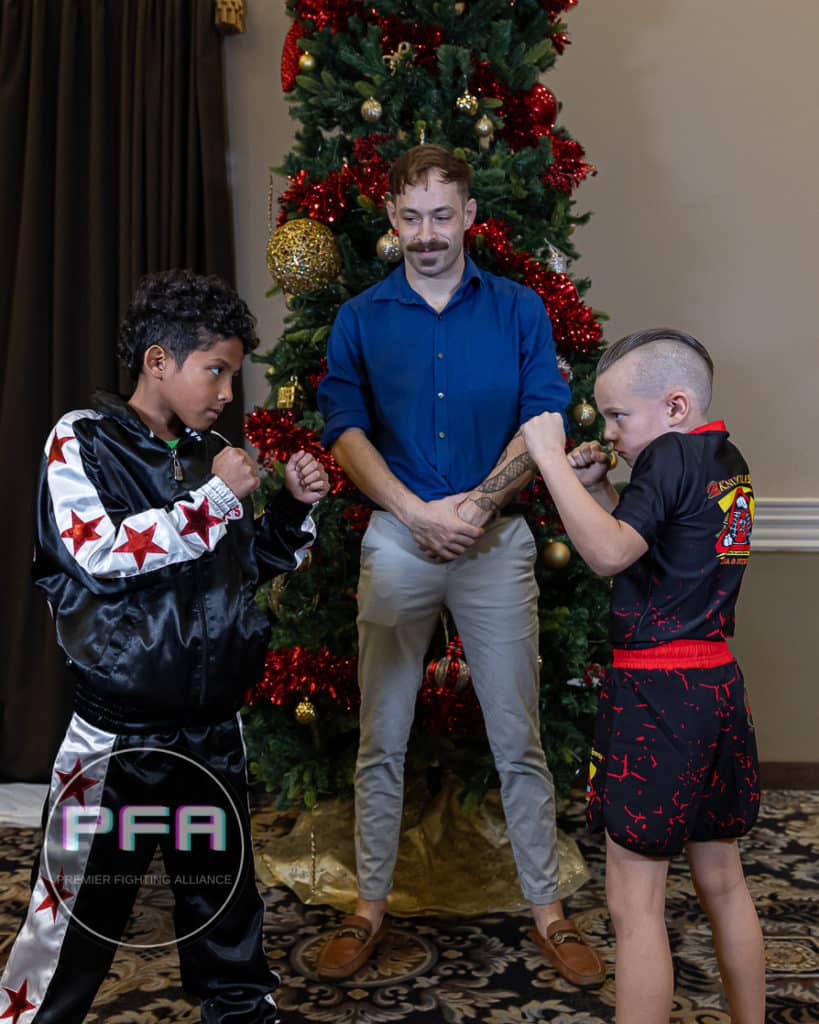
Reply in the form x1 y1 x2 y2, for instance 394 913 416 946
117 268 260 382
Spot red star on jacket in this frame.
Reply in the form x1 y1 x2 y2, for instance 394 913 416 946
35 868 75 923
55 757 98 806
47 433 73 466
60 511 104 554
113 522 168 569
180 497 223 547
0 979 36 1022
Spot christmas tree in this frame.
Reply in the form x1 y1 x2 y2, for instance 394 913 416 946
242 0 610 813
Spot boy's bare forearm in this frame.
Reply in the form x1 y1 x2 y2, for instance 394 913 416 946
535 453 646 575
587 479 621 513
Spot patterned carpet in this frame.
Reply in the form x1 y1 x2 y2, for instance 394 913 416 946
1 790 817 1023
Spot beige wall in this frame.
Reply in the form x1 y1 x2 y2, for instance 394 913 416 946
224 1 819 762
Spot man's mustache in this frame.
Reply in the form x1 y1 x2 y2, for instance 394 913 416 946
406 240 448 252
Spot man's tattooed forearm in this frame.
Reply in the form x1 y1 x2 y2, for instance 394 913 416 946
467 495 500 514
477 452 536 494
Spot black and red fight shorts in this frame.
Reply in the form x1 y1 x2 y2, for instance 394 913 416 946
586 640 760 856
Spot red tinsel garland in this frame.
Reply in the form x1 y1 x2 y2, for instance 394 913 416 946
378 14 442 68
543 131 596 192
244 407 356 496
417 677 485 738
541 0 578 15
277 137 392 226
293 0 360 32
248 645 359 710
343 504 373 532
281 20 305 93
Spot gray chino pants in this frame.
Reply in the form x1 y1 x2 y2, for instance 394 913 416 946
354 510 560 904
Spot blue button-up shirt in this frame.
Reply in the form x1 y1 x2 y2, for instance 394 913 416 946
318 256 571 501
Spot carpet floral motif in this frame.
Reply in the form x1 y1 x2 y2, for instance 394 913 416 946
0 791 816 1022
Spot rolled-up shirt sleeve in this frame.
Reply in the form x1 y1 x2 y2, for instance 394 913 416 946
318 305 373 450
516 289 571 430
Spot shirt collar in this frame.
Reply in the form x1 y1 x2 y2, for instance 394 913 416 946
689 419 727 434
373 254 484 305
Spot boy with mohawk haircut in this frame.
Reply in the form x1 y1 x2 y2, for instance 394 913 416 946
522 328 765 1023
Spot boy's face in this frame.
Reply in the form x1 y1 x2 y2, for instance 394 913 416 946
594 358 674 466
386 171 477 281
158 335 244 432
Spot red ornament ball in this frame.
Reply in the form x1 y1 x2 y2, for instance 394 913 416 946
528 83 558 130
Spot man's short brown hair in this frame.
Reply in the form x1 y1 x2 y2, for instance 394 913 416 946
388 144 473 202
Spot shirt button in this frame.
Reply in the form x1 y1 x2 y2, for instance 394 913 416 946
438 315 443 321
437 392 444 399
437 352 444 359
438 431 446 439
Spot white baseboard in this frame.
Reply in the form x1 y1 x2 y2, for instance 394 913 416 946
752 498 819 551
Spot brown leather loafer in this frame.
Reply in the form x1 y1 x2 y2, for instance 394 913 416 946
316 914 389 979
530 917 606 988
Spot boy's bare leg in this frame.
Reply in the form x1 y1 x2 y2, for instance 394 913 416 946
605 833 673 1024
686 839 765 1024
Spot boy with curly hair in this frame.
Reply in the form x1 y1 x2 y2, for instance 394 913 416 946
522 328 764 1023
0 269 328 1023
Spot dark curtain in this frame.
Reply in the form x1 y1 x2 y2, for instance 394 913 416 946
0 0 243 780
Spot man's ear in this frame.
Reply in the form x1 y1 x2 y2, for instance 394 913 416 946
463 196 477 231
386 198 398 231
666 389 691 424
144 344 168 381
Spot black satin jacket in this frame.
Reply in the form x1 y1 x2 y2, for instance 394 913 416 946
33 390 315 732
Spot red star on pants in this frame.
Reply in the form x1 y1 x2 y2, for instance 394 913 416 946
113 522 168 569
47 433 73 466
180 497 223 547
60 511 104 554
35 868 75 923
0 979 36 1022
55 757 98 806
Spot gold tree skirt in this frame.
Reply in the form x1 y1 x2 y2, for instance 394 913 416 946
256 773 590 916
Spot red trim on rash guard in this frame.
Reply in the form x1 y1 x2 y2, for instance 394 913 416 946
613 640 733 669
689 420 727 434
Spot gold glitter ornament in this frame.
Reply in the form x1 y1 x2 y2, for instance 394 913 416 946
266 218 341 294
360 96 383 123
455 91 479 117
276 375 303 411
474 114 495 150
294 697 317 725
474 115 494 138
298 51 317 72
376 230 402 263
572 400 597 428
542 539 571 570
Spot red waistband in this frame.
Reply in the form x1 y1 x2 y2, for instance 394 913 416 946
612 640 734 669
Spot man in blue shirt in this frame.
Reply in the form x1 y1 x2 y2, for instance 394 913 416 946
316 144 604 988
